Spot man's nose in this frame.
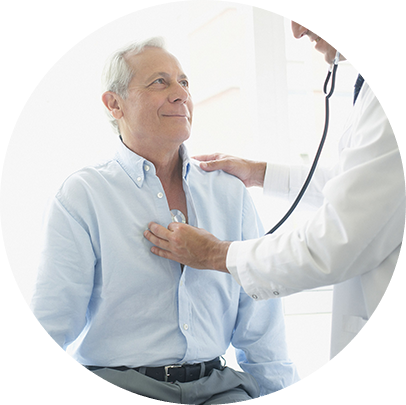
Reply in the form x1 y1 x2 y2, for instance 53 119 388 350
169 83 189 103
291 21 308 39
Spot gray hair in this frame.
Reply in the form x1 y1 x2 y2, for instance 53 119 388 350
101 37 166 134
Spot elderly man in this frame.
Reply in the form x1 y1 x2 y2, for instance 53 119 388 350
31 38 298 404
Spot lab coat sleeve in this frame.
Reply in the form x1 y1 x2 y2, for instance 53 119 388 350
263 159 337 209
30 194 96 349
231 189 299 395
227 87 405 300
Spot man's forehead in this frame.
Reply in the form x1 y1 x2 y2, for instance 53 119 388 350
126 47 184 76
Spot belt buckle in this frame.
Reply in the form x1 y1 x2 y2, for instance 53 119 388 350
164 364 183 382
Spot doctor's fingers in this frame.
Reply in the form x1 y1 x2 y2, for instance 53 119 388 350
144 222 187 247
148 221 172 237
193 153 227 162
144 222 172 243
144 223 189 263
197 156 240 174
197 155 264 188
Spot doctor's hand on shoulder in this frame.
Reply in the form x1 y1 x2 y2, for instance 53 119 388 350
194 153 267 188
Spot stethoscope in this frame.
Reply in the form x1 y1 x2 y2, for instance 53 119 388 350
265 51 340 235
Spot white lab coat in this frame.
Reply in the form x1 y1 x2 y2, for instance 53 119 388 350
227 82 405 358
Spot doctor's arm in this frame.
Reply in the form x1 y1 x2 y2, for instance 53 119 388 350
196 153 331 207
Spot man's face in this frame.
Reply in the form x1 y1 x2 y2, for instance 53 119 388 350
291 21 344 64
118 47 193 148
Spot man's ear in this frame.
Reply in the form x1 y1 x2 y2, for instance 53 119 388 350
102 91 123 120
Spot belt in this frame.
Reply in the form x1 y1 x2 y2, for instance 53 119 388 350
86 357 222 383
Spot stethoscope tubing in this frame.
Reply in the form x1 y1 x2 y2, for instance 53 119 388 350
265 62 339 235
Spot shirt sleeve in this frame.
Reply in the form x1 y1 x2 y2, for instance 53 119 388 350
30 194 96 349
231 188 300 395
227 86 405 300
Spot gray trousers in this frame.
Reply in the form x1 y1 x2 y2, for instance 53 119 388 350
90 366 260 404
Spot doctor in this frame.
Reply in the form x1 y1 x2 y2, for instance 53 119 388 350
144 22 405 357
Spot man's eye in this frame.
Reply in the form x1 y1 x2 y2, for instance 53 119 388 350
180 80 189 88
153 78 165 84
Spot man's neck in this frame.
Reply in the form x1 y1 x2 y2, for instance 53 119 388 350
155 151 183 187
120 135 183 185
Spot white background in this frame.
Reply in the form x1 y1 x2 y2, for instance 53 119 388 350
1 0 405 404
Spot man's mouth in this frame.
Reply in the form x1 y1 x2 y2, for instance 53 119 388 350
162 114 189 118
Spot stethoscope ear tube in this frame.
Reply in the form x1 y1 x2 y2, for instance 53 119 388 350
265 61 339 235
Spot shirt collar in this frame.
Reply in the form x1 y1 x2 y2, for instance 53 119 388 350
115 137 191 188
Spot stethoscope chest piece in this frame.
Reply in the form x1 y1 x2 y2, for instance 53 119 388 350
171 209 186 224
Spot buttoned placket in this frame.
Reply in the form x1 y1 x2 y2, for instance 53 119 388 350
121 143 199 362
177 173 200 362
142 161 193 351
141 162 173 227
177 268 195 361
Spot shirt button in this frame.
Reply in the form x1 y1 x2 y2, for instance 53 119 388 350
157 192 164 199
136 176 142 182
144 164 150 171
183 324 189 331
252 294 258 300
273 291 280 296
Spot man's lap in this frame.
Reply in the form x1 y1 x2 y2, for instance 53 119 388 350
89 366 260 404
202 388 253 405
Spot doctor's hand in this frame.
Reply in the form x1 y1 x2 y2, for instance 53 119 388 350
193 153 267 188
144 222 231 272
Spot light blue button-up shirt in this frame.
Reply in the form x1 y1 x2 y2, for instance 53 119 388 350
31 139 299 395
